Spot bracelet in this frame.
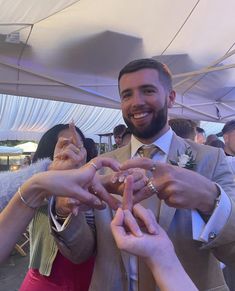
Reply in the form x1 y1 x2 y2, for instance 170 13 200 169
18 187 37 209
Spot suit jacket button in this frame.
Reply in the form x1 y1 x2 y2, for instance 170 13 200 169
208 231 217 241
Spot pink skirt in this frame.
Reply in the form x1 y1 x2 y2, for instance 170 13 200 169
20 252 95 291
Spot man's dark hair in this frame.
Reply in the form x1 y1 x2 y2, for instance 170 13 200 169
118 58 173 91
209 139 225 149
113 124 127 137
217 119 235 137
169 118 197 140
196 127 206 135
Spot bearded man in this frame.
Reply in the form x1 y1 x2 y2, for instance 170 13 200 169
51 59 235 291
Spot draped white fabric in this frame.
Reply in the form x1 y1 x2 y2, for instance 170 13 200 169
0 0 235 140
0 95 124 141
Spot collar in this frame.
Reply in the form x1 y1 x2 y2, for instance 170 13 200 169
130 128 173 158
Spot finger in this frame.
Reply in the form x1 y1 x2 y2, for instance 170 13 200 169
122 175 133 211
54 137 72 156
88 157 121 173
69 122 83 148
132 187 153 204
133 204 159 234
111 207 124 227
132 177 148 192
69 187 106 210
66 144 87 164
56 137 71 148
58 148 86 164
91 181 121 210
121 158 157 171
123 209 143 237
129 169 146 182
111 170 134 183
110 208 127 243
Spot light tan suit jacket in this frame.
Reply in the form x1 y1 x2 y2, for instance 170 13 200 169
52 134 235 291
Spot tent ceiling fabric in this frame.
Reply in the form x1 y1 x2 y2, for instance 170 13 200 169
0 94 124 141
0 0 235 140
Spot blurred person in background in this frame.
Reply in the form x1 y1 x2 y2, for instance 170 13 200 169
205 134 219 146
195 126 206 144
21 155 32 168
217 120 235 157
113 124 127 148
169 118 196 140
121 128 132 146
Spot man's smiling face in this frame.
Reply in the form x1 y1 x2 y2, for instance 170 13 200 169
119 68 174 143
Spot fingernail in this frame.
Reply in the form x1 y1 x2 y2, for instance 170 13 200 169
119 176 125 183
111 177 117 183
149 224 157 234
135 229 143 237
94 199 102 206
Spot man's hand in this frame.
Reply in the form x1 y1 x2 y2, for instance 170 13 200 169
120 158 219 214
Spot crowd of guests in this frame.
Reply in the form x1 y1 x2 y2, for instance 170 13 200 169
0 58 235 291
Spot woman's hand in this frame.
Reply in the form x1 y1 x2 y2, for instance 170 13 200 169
21 157 121 210
49 122 86 171
110 176 174 266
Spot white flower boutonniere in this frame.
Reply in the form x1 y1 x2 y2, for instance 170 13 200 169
170 147 196 170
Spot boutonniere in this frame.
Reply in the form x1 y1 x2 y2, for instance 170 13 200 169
170 147 196 170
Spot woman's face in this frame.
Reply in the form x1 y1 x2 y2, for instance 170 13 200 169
58 128 87 165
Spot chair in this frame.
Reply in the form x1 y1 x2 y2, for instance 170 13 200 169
14 228 30 256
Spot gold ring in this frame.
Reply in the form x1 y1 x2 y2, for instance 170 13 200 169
147 179 158 194
90 162 98 171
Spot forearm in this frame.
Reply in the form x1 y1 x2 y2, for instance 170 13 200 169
0 190 36 262
146 253 198 291
0 158 51 211
50 201 96 264
0 174 48 262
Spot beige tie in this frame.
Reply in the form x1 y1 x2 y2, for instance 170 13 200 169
138 144 160 160
138 145 159 291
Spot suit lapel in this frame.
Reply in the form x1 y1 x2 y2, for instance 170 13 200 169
167 133 197 164
114 143 131 163
159 134 197 231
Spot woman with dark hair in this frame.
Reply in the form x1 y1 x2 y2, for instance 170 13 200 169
33 124 86 162
20 124 95 291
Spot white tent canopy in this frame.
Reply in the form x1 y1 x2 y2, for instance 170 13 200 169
0 145 22 155
0 0 235 140
14 141 38 152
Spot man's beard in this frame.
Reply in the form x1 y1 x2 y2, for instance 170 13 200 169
123 101 168 139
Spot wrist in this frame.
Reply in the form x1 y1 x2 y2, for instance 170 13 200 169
198 183 220 215
19 182 45 209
